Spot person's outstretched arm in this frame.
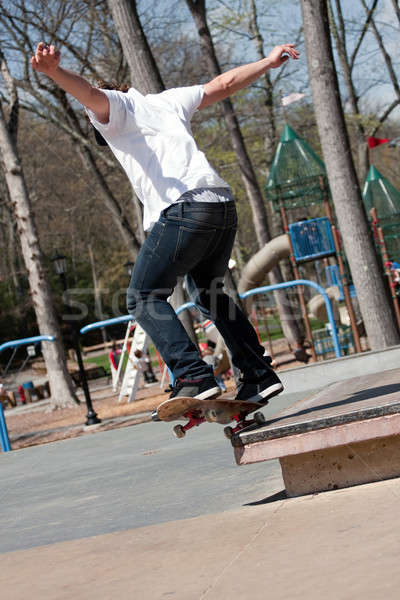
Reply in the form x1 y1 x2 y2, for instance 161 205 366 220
199 44 299 110
30 42 110 123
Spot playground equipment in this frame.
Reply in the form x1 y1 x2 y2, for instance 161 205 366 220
362 165 400 330
0 335 55 379
240 280 341 359
0 335 56 452
264 124 361 358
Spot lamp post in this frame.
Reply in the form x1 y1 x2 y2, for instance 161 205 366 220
51 251 101 426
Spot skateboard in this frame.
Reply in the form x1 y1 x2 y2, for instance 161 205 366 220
155 396 267 439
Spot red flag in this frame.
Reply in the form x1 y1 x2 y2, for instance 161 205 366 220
367 136 390 149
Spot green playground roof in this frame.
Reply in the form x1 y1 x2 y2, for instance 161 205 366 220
265 124 328 210
362 165 400 219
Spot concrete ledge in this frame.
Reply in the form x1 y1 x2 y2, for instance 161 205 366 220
279 344 400 394
234 368 400 496
280 434 400 497
234 412 400 465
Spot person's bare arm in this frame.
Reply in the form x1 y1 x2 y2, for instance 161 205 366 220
199 44 299 110
31 42 110 123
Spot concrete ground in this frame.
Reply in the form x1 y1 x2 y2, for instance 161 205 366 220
2 477 400 599
2 384 400 598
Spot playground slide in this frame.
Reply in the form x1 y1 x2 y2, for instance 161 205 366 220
307 286 341 323
237 234 291 300
237 234 343 326
237 234 313 356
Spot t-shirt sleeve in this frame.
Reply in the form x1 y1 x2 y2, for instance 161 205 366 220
86 89 130 137
155 85 204 121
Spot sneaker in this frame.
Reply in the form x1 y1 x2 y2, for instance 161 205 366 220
235 370 284 404
169 376 221 401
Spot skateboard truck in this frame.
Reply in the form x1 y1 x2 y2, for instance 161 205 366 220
173 412 205 438
156 396 269 439
223 411 266 439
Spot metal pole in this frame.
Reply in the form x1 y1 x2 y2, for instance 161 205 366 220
0 403 11 452
60 273 101 426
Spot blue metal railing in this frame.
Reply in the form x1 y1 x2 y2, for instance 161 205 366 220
77 280 341 389
0 335 56 453
0 404 11 452
239 279 341 358
80 315 133 335
0 335 55 355
79 279 341 362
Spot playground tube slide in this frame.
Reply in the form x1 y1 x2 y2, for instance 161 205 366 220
236 234 307 354
238 234 291 299
307 286 340 323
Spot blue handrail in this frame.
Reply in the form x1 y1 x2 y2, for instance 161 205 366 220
0 404 11 452
175 302 197 315
0 335 56 453
0 335 55 355
77 280 341 358
80 315 133 335
239 279 341 358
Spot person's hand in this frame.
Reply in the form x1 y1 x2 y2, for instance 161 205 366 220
31 42 61 75
266 44 299 69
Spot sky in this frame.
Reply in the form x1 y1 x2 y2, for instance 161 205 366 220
139 0 400 123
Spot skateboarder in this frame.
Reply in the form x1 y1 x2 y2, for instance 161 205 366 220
31 41 299 404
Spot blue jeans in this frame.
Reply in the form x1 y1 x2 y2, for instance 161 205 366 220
127 197 270 381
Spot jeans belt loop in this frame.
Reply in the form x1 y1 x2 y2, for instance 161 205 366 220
179 202 184 218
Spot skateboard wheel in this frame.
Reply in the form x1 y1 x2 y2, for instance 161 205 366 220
173 424 186 439
224 426 234 439
254 412 266 425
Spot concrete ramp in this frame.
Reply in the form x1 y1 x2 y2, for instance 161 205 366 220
233 368 400 496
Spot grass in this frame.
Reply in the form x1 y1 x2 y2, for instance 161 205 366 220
85 353 112 375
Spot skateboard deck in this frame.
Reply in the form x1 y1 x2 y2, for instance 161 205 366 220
156 395 267 439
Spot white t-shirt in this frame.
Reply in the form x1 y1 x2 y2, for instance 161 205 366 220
87 85 229 231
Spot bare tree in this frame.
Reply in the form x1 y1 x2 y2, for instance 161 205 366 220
185 0 270 248
106 0 197 343
301 0 399 349
0 1 142 257
328 0 400 184
391 0 400 26
0 48 79 407
106 0 164 94
185 0 308 359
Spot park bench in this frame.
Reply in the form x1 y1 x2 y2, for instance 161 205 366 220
232 367 400 497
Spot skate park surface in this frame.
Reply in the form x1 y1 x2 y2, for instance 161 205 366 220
2 349 400 599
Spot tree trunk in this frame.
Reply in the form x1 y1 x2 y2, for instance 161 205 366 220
185 0 270 248
327 0 376 184
0 101 79 407
106 0 164 94
248 0 278 165
4 200 22 300
186 0 307 355
301 0 399 349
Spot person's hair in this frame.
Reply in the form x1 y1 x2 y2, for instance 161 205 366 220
96 80 129 93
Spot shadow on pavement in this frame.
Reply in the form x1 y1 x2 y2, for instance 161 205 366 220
244 490 287 506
